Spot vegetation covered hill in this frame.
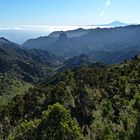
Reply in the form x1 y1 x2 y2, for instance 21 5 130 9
0 37 65 106
59 54 94 71
1 56 140 139
0 72 33 107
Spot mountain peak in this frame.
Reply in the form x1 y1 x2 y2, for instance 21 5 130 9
111 20 124 23
59 33 68 39
0 37 11 44
78 54 91 60
96 21 129 27
59 54 93 71
110 21 128 26
104 21 128 27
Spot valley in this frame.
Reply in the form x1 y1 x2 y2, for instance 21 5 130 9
0 24 140 140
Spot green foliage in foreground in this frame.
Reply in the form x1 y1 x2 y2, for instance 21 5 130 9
1 56 140 139
8 103 83 140
0 74 32 107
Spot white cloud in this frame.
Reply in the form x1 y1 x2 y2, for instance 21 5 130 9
0 25 111 43
0 25 105 33
100 10 105 17
100 0 111 17
105 0 111 7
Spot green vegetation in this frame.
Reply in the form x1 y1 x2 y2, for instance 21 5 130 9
8 103 83 140
0 74 32 106
1 56 140 139
0 39 64 107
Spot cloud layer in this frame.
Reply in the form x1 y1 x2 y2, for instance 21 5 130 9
0 25 97 33
0 25 100 43
0 24 112 43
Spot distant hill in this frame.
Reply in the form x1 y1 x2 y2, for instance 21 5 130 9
97 21 129 27
0 37 65 106
48 28 92 38
87 50 140 64
59 54 93 71
23 25 140 63
22 36 57 49
0 37 65 77
47 21 129 39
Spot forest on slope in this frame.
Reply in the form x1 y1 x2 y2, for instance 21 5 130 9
1 55 140 140
0 38 64 107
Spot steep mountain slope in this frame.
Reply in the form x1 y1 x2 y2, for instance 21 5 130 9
23 25 140 63
87 49 140 64
0 37 64 70
23 36 57 49
0 74 32 107
46 33 76 57
0 45 64 82
0 37 65 106
77 25 140 52
59 54 93 71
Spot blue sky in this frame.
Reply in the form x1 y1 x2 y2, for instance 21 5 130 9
0 0 140 25
0 0 140 43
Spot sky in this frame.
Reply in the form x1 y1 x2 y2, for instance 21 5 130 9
0 0 140 25
0 0 140 43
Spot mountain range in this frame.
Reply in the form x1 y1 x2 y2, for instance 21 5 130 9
1 25 140 107
59 54 93 71
0 37 66 106
23 24 140 63
1 22 140 140
0 37 66 77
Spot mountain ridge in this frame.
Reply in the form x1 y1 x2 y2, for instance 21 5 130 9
0 38 65 80
23 24 140 63
59 54 93 71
